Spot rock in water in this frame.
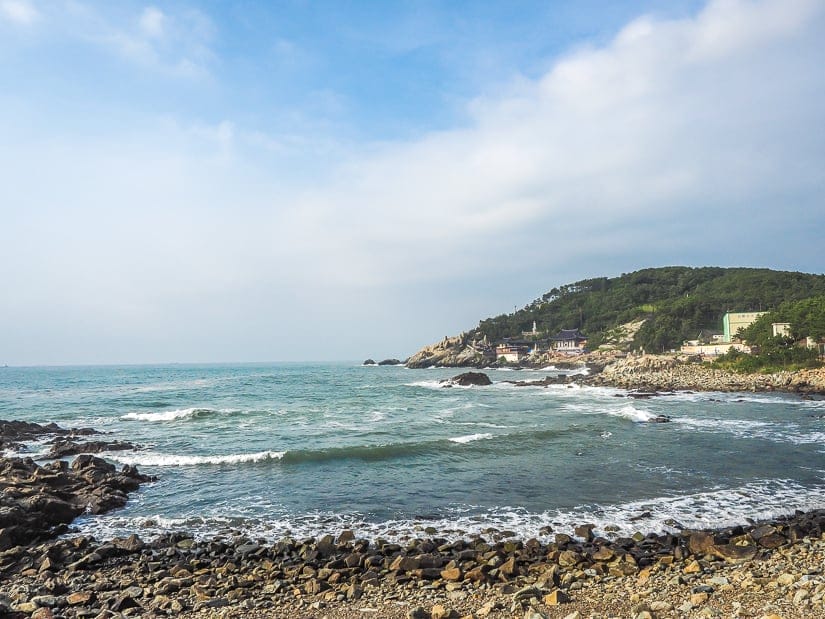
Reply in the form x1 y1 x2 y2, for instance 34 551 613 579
444 372 492 386
378 358 402 366
0 454 154 549
362 359 376 366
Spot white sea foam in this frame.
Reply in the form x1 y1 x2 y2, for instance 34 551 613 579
600 431 612 439
674 416 825 447
69 478 825 546
406 380 446 390
607 405 659 423
105 450 285 467
448 433 494 444
122 408 238 422
122 408 199 422
451 421 512 429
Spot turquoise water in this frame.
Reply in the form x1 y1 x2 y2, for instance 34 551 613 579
2 363 825 541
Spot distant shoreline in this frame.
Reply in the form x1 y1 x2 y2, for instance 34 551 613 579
406 352 825 396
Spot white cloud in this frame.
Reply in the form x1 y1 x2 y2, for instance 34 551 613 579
0 0 38 25
59 2 215 77
258 0 824 290
139 6 165 39
1 0 824 363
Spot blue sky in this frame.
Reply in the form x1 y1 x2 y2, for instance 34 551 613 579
1 0 823 364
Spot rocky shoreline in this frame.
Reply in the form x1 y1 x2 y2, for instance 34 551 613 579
2 458 825 619
405 350 825 396
583 354 825 395
1 422 824 618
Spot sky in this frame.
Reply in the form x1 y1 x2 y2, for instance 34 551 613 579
1 0 823 365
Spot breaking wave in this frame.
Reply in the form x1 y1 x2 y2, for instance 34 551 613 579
448 433 494 444
102 428 584 468
121 408 238 422
71 478 825 545
106 450 285 466
606 405 661 423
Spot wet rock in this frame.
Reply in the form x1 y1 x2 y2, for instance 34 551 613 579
711 544 757 562
0 419 100 451
0 454 154 551
46 439 136 458
443 372 492 387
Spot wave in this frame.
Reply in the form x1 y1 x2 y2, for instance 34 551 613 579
674 416 825 446
448 433 493 444
106 450 286 467
103 429 537 469
450 421 513 429
121 407 238 422
606 405 661 423
405 380 445 390
70 478 825 546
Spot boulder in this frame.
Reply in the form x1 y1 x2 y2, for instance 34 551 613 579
0 451 154 550
0 419 100 451
47 439 136 458
444 372 492 387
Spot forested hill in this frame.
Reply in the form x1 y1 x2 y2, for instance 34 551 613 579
472 267 825 352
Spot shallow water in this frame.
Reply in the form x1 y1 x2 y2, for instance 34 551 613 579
2 363 824 541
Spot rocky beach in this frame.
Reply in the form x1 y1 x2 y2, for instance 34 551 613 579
3 359 825 618
584 355 825 396
3 397 825 619
3 442 825 618
407 335 825 396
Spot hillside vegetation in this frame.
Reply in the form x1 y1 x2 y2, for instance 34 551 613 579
472 267 825 352
712 295 825 373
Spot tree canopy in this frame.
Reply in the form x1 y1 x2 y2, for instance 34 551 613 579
472 267 825 352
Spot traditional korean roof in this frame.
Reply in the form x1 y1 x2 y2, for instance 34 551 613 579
550 328 586 341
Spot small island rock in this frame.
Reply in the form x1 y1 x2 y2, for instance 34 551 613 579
443 372 492 387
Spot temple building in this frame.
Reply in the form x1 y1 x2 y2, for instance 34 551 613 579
551 328 587 353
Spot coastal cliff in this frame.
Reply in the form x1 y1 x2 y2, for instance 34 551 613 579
405 333 623 370
405 334 491 368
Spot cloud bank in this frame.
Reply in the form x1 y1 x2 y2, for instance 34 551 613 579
1 0 823 363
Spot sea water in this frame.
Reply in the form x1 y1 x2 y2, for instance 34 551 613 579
2 363 824 542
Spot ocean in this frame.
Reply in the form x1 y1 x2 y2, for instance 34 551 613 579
2 363 824 543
